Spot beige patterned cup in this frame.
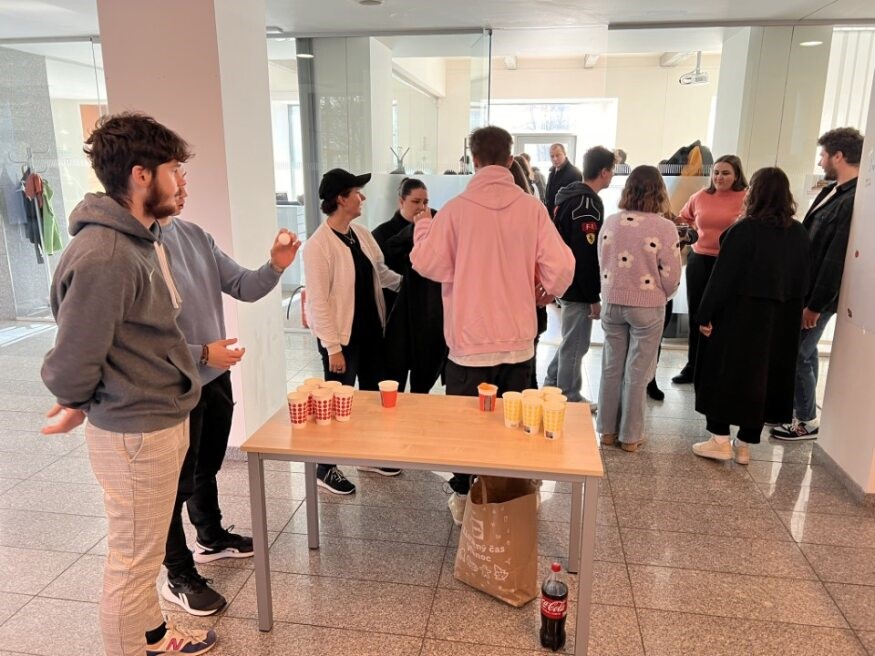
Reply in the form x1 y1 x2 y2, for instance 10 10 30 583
543 401 566 440
502 391 523 428
521 397 543 435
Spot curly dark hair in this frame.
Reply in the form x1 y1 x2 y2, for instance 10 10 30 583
743 167 796 228
818 127 864 165
84 112 191 205
705 154 748 194
618 165 671 216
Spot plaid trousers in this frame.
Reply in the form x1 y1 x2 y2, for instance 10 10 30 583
85 419 189 656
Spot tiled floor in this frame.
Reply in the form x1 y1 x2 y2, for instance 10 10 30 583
0 319 871 655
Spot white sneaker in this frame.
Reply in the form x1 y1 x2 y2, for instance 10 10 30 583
692 437 733 461
734 440 750 465
448 492 467 526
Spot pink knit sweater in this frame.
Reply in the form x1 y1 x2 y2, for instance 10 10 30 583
597 211 683 307
680 189 746 256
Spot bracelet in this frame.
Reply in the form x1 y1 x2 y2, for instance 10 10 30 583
200 344 209 366
270 260 285 274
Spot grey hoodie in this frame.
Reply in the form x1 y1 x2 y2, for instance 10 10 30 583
41 193 201 433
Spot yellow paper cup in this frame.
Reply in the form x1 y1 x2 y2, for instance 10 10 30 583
543 401 566 439
540 386 562 397
502 391 523 428
543 393 568 406
521 397 543 435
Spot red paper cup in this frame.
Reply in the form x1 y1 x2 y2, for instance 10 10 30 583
333 385 355 422
378 380 399 408
477 383 498 412
312 389 334 426
287 392 309 428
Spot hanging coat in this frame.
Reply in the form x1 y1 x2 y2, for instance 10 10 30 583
694 217 811 427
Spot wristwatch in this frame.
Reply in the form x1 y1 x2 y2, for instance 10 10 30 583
200 344 209 366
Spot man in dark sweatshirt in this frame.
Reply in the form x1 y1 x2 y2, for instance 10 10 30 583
544 146 616 405
40 113 216 656
158 173 300 616
545 143 583 217
772 127 863 441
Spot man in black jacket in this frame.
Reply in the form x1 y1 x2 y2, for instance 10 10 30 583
772 127 863 441
545 143 583 217
544 146 615 405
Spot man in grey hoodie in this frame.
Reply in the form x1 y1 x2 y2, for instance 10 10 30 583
158 172 300 616
41 113 216 656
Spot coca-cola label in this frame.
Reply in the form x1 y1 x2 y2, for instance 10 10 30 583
541 596 567 619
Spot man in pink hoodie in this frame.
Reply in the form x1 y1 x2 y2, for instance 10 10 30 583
410 126 575 524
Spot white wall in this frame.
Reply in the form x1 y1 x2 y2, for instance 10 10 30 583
437 59 472 173
394 57 446 97
489 54 720 168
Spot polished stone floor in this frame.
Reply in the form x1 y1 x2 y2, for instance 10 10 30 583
0 319 872 656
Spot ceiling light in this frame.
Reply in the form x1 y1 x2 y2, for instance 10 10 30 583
266 25 284 35
296 53 315 59
800 41 824 47
357 0 384 5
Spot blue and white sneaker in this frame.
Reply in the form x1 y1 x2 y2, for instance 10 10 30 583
146 622 217 655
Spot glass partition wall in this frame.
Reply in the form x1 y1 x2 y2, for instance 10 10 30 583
0 39 106 321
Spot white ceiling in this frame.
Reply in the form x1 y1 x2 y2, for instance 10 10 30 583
0 0 873 41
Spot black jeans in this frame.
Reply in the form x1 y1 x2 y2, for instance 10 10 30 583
683 252 717 375
444 358 534 495
316 339 385 476
706 416 763 444
164 372 234 577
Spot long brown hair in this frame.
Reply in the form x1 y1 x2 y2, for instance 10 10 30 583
705 154 748 194
510 159 533 194
618 165 671 217
743 167 796 228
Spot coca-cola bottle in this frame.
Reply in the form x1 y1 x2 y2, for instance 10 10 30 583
539 562 568 651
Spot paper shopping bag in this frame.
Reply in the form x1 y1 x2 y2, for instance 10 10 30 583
453 475 539 607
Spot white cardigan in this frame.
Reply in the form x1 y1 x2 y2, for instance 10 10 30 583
303 221 402 355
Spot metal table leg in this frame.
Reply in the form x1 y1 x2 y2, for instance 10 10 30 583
247 454 273 631
568 481 583 574
304 461 320 549
573 476 599 655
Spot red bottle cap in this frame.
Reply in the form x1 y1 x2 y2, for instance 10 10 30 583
551 562 561 573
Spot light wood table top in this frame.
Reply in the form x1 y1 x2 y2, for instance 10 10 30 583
242 391 604 480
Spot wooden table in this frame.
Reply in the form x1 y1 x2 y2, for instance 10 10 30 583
242 391 604 654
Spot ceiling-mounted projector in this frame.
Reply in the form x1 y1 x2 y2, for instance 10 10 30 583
679 51 709 86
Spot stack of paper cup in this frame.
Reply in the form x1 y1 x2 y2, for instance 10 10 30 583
312 389 334 425
521 395 543 435
287 392 309 428
502 391 523 428
333 385 355 422
296 383 320 419
542 401 567 439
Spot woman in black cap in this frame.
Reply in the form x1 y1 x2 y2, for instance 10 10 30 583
302 168 403 495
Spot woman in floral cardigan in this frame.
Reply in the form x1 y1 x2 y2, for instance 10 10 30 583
596 166 682 452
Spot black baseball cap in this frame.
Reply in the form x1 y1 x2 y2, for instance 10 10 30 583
318 168 372 201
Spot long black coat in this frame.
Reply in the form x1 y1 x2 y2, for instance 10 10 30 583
372 212 447 392
694 218 811 427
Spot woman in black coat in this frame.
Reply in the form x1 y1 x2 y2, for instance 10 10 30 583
691 167 811 465
372 178 448 392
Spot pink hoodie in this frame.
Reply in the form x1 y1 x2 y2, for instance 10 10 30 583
411 165 575 359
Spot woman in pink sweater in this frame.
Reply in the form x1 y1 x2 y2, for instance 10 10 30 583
597 166 682 451
672 155 748 384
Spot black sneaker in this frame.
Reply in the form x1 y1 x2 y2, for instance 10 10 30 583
317 466 356 495
357 466 402 476
771 420 819 441
646 379 665 401
162 569 227 617
193 525 253 564
671 368 693 384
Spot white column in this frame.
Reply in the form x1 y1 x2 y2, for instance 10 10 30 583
95 0 285 446
712 26 833 196
819 68 875 496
